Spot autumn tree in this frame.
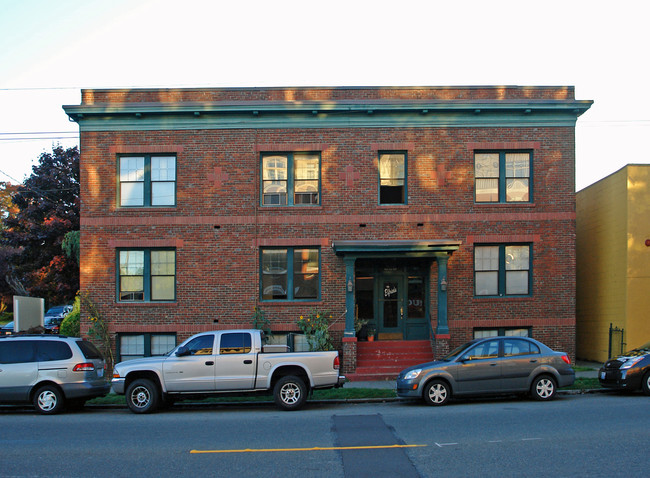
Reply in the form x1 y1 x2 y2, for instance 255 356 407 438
1 145 80 305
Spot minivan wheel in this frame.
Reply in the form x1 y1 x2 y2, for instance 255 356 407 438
273 375 307 411
34 385 64 414
642 372 650 396
423 379 450 406
531 375 557 401
126 379 160 413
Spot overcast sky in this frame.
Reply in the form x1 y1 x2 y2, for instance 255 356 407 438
1 0 648 191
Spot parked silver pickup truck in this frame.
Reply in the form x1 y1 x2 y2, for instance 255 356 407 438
112 329 345 412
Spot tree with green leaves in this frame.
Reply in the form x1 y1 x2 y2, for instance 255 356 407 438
1 145 80 306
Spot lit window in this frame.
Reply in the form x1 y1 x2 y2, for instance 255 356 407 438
379 152 406 204
118 249 176 302
261 248 320 300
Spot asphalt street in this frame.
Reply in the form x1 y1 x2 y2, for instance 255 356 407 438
0 392 647 478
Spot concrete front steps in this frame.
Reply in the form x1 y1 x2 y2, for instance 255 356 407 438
345 340 434 382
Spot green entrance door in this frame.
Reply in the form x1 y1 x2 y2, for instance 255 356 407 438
378 275 404 338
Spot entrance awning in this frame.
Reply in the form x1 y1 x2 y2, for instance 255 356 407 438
332 239 461 258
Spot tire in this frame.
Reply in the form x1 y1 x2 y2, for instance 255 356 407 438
642 371 650 396
531 375 557 401
423 379 450 406
273 375 307 411
33 385 65 415
126 379 160 414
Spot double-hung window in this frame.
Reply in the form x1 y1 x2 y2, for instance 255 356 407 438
118 249 176 302
261 248 320 300
475 151 531 203
474 244 531 296
119 155 176 207
379 152 406 204
261 153 320 206
117 333 176 361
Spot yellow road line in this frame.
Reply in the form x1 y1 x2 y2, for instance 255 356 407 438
190 444 427 454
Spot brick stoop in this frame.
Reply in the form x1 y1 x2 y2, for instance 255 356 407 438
345 340 434 382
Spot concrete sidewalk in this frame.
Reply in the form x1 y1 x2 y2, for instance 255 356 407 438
345 360 602 389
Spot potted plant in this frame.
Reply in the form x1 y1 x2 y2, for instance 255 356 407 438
355 317 369 341
367 326 376 342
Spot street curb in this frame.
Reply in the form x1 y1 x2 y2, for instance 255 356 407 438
85 388 610 409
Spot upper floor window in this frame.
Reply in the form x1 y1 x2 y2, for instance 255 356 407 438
261 247 320 301
474 244 531 296
379 152 406 204
475 152 530 203
118 248 176 302
119 155 176 207
261 153 320 206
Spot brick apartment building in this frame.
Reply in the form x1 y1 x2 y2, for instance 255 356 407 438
64 85 591 378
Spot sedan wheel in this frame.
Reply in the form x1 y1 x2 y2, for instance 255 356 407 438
531 375 556 401
423 379 450 406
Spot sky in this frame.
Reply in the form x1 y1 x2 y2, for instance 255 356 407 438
1 0 649 191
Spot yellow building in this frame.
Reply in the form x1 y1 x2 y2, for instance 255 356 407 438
576 165 650 362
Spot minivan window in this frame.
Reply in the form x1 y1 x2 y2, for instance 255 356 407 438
37 341 73 361
0 341 36 364
76 340 103 359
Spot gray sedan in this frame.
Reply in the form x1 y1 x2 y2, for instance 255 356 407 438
397 336 575 405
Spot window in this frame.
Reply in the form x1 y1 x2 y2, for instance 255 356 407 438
261 248 320 301
503 338 540 357
261 153 320 206
474 245 531 296
379 152 406 204
118 249 176 302
220 333 252 354
461 339 500 360
475 151 530 203
185 335 214 355
119 155 176 207
36 341 73 362
118 333 176 361
474 327 531 339
0 341 36 364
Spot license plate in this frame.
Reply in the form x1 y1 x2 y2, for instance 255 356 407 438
97 368 104 378
600 371 605 379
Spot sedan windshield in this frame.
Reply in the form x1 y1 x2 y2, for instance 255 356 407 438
442 340 478 361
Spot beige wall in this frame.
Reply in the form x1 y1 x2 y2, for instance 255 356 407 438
577 165 650 361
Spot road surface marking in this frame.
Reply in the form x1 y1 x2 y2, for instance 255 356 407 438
190 444 427 454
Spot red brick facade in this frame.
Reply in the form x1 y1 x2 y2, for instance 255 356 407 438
65 86 591 368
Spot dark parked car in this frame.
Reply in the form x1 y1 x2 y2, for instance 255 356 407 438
599 341 650 395
397 336 575 405
1 322 14 336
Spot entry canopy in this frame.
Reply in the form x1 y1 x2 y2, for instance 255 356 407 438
332 239 461 258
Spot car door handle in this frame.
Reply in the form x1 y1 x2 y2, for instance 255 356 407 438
243 360 253 364
205 361 214 366
490 363 498 366
529 359 538 363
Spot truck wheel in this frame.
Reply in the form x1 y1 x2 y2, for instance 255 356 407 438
126 379 160 414
33 385 65 414
273 375 307 411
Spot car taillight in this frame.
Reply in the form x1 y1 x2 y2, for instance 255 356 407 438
73 363 95 372
561 355 571 365
333 355 340 370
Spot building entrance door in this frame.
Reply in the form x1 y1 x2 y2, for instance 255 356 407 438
378 275 404 339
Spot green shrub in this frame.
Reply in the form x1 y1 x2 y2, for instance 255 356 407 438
60 297 80 337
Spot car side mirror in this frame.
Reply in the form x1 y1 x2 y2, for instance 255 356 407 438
176 346 190 357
